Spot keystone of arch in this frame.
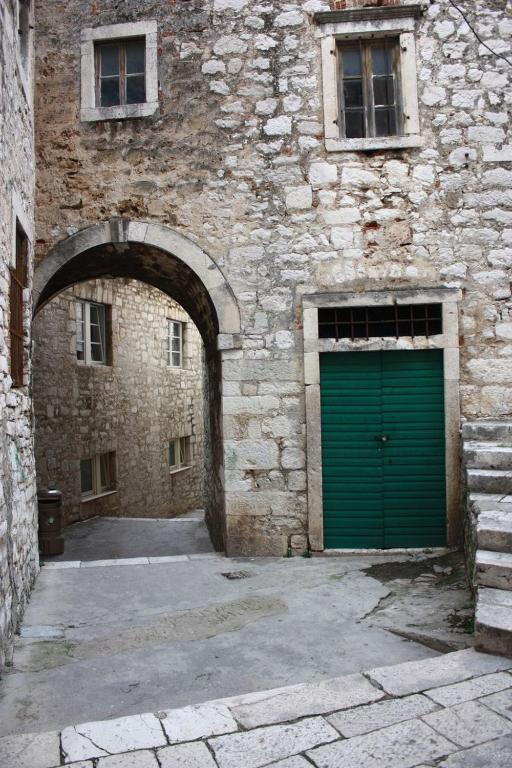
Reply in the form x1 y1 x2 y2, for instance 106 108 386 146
33 219 242 345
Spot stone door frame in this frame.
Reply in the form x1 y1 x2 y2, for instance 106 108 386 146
303 287 462 551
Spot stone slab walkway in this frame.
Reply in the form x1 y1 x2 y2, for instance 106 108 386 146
2 649 512 768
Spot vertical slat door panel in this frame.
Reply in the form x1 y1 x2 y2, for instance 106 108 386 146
320 349 446 549
320 352 384 548
381 349 446 548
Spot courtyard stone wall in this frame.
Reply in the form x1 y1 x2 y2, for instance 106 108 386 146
0 2 38 667
33 279 205 524
33 0 512 555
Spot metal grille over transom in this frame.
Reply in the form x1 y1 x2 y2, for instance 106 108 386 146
318 304 442 341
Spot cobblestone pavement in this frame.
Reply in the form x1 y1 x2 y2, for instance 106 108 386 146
1 649 512 768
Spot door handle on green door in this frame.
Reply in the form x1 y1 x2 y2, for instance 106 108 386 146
374 435 389 442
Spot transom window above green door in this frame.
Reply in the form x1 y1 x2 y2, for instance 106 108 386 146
318 304 443 341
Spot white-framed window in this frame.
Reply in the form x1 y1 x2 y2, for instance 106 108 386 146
167 320 183 368
169 437 191 472
316 6 422 152
76 300 108 365
80 20 158 122
80 452 116 499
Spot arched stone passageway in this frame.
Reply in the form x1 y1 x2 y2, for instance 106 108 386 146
33 219 242 551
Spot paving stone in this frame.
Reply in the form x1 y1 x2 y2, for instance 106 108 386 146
306 718 455 768
158 742 218 767
42 560 81 569
480 688 512 720
422 700 512 747
0 730 61 768
148 555 189 563
61 713 167 761
437 733 512 767
327 693 438 737
230 673 383 728
161 702 238 742
97 751 159 767
267 758 312 767
425 672 512 707
367 649 512 696
209 716 339 768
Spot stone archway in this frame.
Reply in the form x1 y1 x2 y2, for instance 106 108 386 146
33 219 241 550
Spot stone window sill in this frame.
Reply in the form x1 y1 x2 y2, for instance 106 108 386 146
325 135 423 153
169 465 193 476
81 489 117 503
81 101 159 123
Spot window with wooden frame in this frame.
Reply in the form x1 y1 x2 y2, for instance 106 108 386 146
95 38 146 108
9 223 27 388
167 320 184 368
169 437 191 472
76 300 109 365
339 38 401 140
80 452 116 499
316 6 422 152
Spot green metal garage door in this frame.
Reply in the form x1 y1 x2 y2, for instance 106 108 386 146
320 350 446 549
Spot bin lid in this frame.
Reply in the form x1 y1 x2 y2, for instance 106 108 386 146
37 488 62 501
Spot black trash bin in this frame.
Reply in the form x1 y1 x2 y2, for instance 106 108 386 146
38 488 64 556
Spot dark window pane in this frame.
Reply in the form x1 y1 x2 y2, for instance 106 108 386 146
80 459 93 494
371 45 392 76
345 111 365 138
126 74 146 104
342 48 362 77
375 107 397 136
100 77 120 107
100 44 120 76
126 39 145 74
373 76 394 107
343 79 363 108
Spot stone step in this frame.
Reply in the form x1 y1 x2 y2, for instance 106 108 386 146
476 550 512 590
464 442 512 471
467 469 512 495
478 512 512 553
462 421 512 443
474 587 512 657
469 493 512 515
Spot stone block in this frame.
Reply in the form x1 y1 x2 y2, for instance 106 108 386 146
309 163 337 187
422 700 512 748
158 742 218 767
307 718 455 768
161 702 237 743
425 672 512 707
230 673 383 728
437 733 512 767
0 731 60 768
480 688 512 721
286 186 313 211
209 717 339 768
327 694 438 738
61 713 167 762
476 550 512 590
97 751 159 767
367 649 512 697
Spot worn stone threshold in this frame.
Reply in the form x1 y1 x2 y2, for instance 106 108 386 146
41 552 224 569
2 648 512 768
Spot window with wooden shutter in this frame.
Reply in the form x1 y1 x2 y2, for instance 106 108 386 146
10 224 27 388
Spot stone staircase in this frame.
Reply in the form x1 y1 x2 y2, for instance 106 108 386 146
462 421 512 656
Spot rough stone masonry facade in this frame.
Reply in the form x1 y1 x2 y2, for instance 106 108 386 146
33 0 512 555
0 2 38 667
33 279 205 524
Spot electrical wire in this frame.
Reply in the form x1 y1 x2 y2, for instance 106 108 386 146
445 0 512 68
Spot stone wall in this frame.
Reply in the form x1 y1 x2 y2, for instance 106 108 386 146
0 1 38 668
33 0 512 555
33 279 205 524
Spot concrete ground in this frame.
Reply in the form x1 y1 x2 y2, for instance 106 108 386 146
50 511 212 561
0 515 473 738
